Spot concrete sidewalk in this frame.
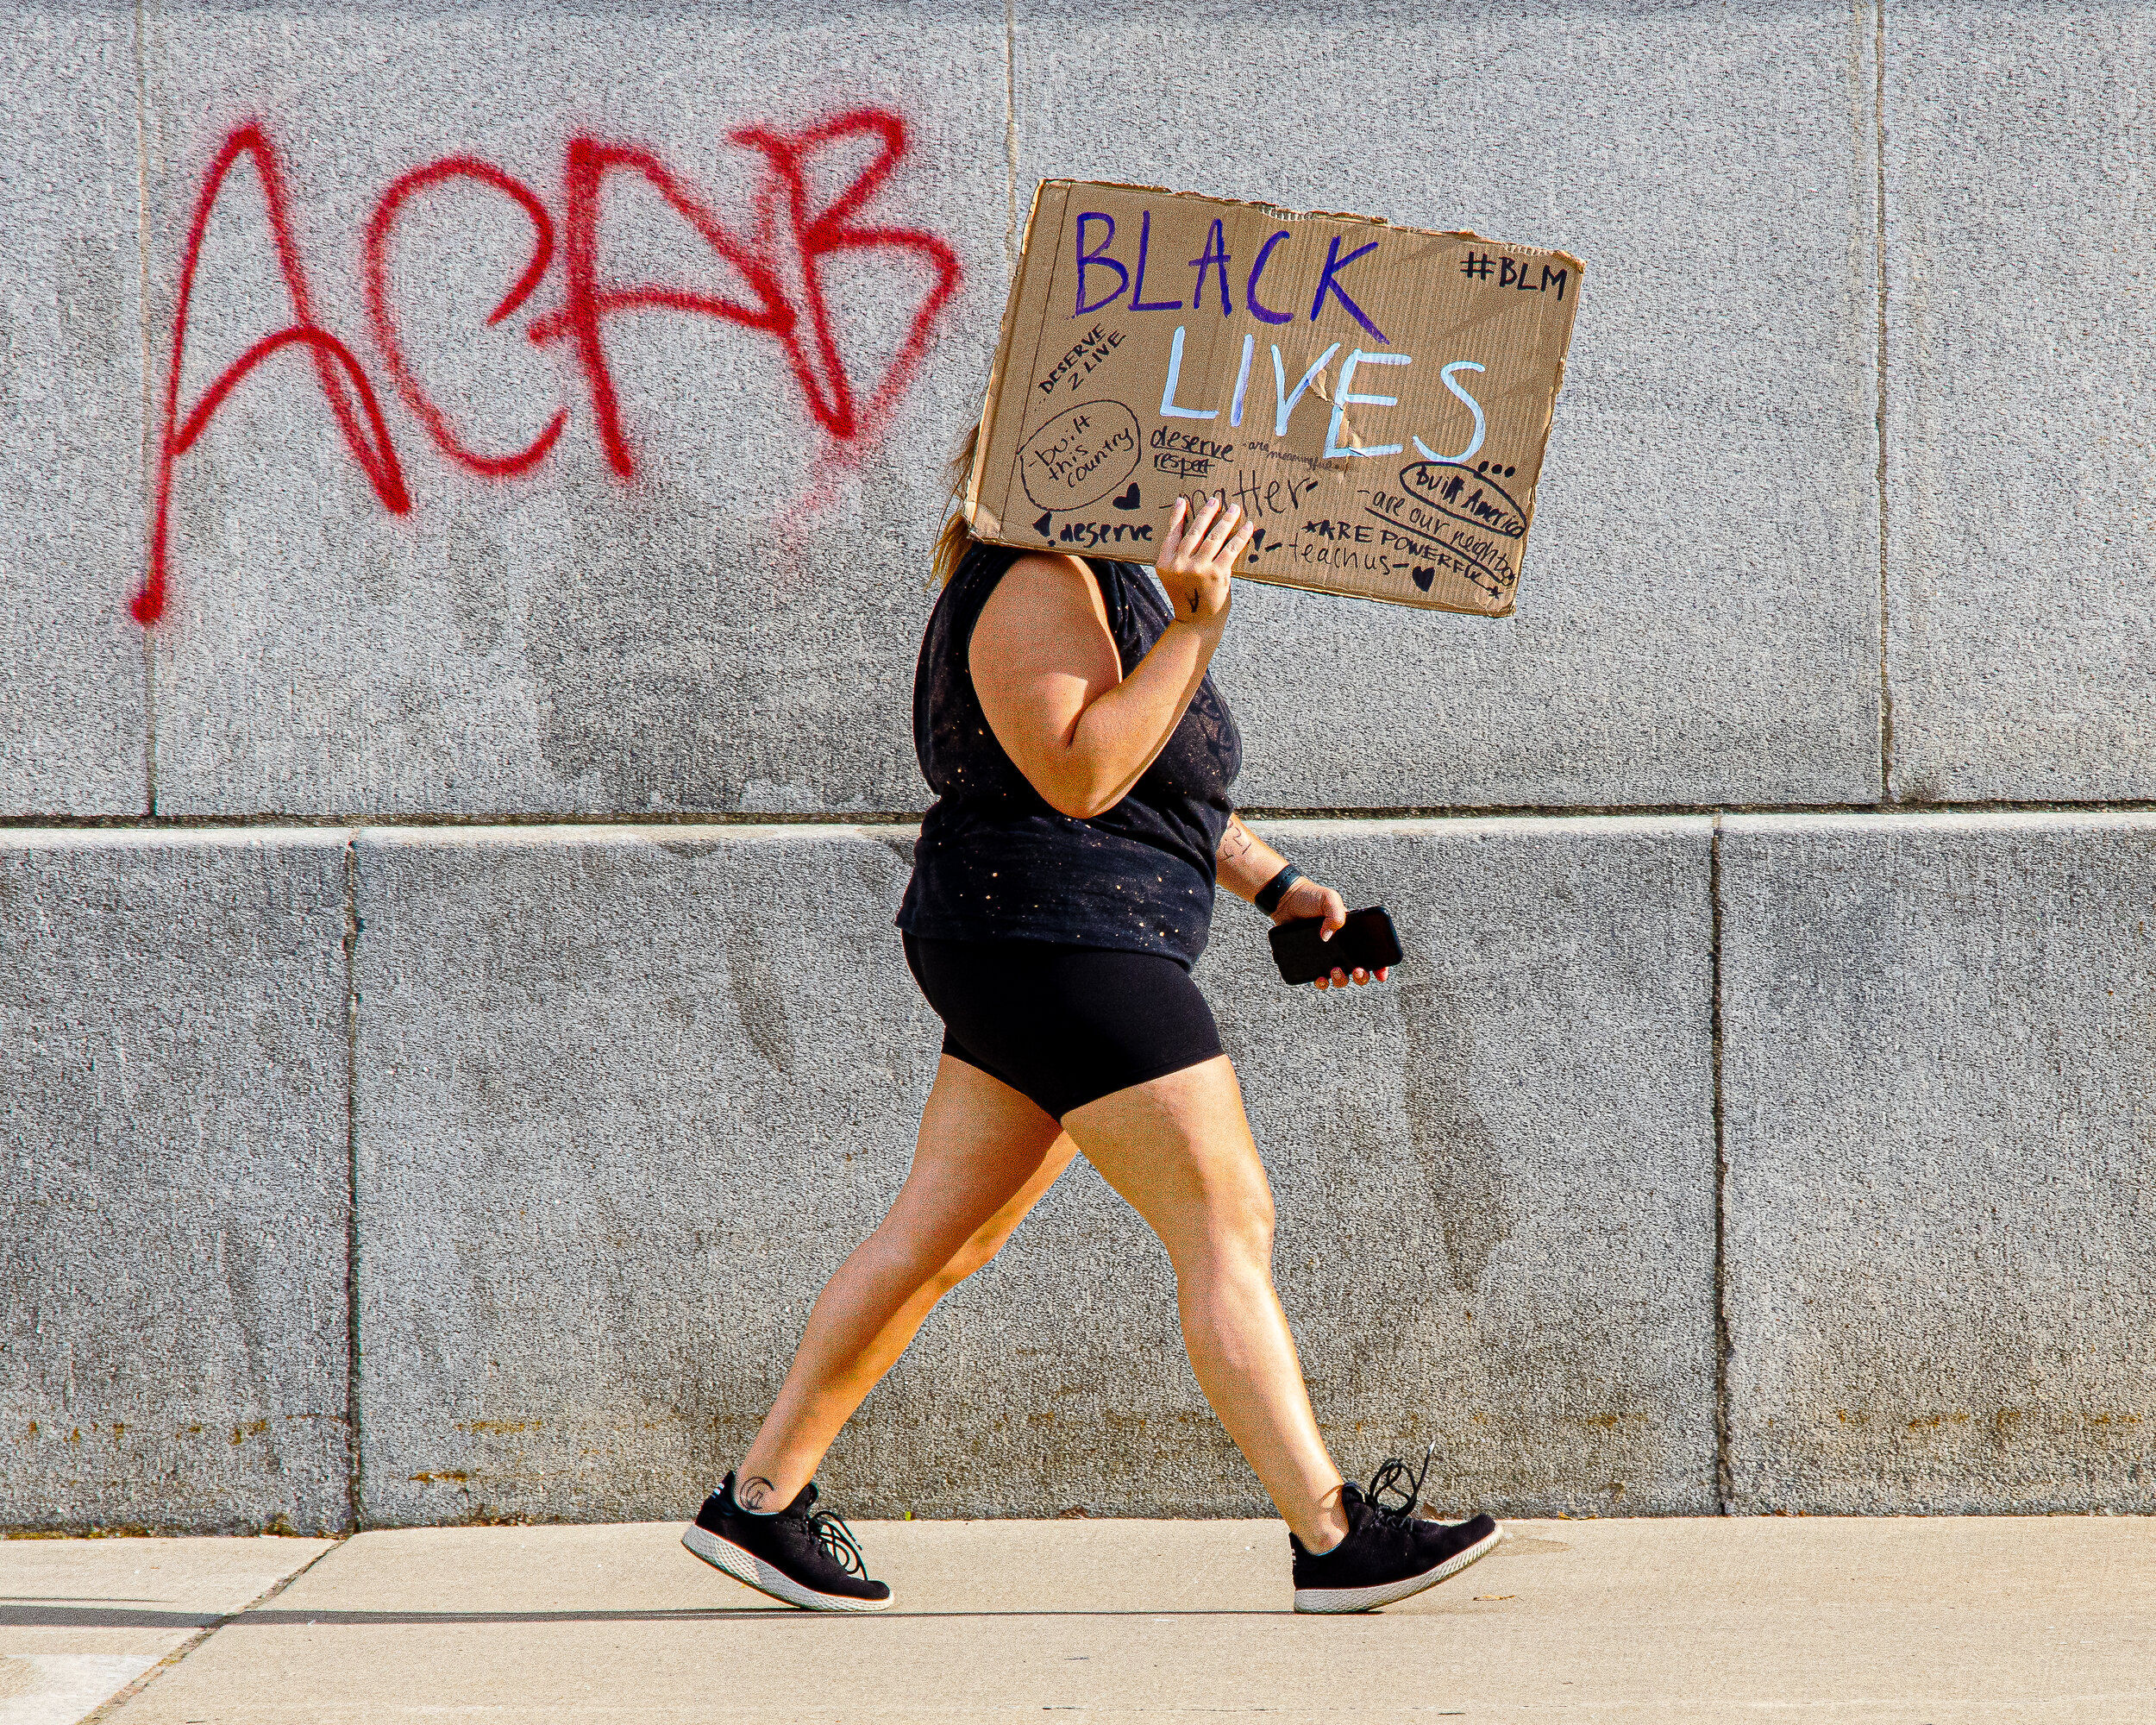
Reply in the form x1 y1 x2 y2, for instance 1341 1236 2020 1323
3 1517 2149 1724
0 1534 333 1724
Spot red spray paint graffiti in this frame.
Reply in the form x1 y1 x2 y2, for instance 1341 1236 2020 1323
132 109 962 626
135 123 411 626
362 156 567 479
529 136 796 481
734 107 965 449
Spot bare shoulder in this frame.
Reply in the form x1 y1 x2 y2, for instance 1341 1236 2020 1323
1001 552 1103 604
980 552 1109 633
973 551 1117 680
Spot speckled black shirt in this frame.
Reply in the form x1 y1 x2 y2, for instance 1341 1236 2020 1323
895 544 1242 968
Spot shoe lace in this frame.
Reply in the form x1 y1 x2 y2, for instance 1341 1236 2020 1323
1362 1443 1437 1528
805 1505 870 1579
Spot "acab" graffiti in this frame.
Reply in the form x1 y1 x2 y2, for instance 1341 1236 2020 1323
132 108 962 626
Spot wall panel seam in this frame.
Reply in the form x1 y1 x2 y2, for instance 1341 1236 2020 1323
1709 812 1732 1514
133 0 155 819
13 798 2156 834
1002 0 1018 262
342 832 363 1534
1872 0 1896 803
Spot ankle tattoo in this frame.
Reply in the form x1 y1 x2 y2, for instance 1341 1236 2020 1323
736 1474 779 1513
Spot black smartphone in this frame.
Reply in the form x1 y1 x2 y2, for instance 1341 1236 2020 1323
1267 906 1404 987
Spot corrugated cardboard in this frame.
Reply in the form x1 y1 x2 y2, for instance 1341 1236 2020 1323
965 181 1583 616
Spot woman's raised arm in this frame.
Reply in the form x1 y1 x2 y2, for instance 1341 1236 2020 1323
971 495 1253 820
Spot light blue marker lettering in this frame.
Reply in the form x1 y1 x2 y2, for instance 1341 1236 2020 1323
1324 349 1411 459
1229 334 1255 428
1272 342 1341 437
1158 325 1218 420
1413 360 1487 463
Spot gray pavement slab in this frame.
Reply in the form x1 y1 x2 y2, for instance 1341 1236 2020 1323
0 1533 329 1725
1883 4 2156 802
1721 812 2156 1512
1014 0 1883 810
137 0 1006 818
0 0 147 817
0 832 354 1535
349 817 1714 1523
103 1516 2156 1723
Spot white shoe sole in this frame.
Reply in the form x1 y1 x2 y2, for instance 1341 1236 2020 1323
1293 1524 1505 1614
681 1523 893 1612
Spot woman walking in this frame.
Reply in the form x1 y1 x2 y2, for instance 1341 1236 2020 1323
683 453 1501 1613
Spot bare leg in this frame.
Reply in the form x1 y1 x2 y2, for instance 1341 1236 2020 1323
736 1056 1077 1506
1062 1055 1348 1551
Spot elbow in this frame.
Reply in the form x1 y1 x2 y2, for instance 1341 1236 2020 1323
1036 762 1118 820
1026 741 1120 819
1044 786 1116 821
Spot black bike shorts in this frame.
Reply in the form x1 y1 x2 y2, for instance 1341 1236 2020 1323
901 933 1225 1120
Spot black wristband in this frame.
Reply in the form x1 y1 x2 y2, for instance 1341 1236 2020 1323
1254 864 1303 917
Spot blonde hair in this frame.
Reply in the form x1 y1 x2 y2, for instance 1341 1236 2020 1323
931 420 982 588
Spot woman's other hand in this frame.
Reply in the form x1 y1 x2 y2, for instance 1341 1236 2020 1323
1154 493 1252 634
1272 877 1389 990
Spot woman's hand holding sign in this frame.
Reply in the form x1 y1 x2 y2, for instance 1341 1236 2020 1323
1155 492 1253 636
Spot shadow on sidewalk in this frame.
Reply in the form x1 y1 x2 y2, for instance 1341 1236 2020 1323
0 1603 1285 1628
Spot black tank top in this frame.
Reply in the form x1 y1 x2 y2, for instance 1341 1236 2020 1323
895 544 1242 967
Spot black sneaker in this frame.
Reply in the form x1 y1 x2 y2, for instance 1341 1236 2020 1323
681 1471 893 1612
1291 1449 1502 1614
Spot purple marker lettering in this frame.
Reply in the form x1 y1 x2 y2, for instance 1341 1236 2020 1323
1075 213 1128 315
1245 229 1293 325
1309 235 1387 342
1187 218 1234 315
1130 210 1183 312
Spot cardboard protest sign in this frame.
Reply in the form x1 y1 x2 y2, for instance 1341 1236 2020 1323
964 181 1583 616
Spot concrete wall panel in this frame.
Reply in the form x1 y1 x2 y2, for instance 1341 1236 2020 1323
1884 5 2156 802
349 823 940 1525
1722 814 2156 1512
352 817 1714 1523
1214 818 1720 1517
139 0 1007 817
0 1 147 816
0 832 352 1534
1014 0 1883 811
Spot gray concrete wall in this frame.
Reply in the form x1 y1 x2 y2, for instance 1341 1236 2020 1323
5 0 2153 1528
348 819 1715 1524
10 815 2151 1528
1721 815 2156 1515
1 832 352 1534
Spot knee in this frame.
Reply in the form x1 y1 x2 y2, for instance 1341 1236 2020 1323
925 1223 1014 1298
1186 1170 1276 1274
1232 1186 1277 1264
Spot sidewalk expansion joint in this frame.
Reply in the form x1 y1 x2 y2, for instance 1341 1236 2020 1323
80 1538 348 1725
